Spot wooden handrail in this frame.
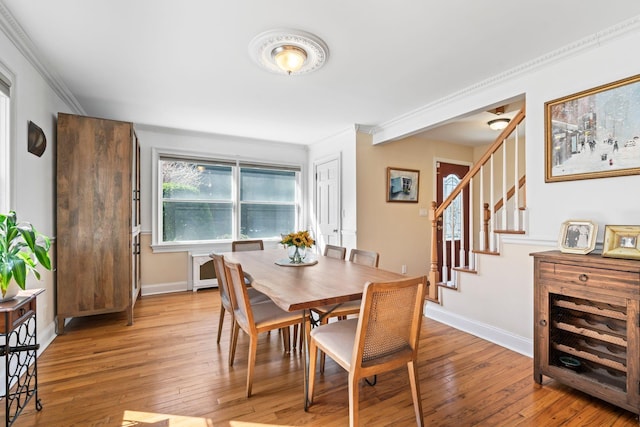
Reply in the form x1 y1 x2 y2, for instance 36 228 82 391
434 107 526 220
493 175 526 213
428 106 526 302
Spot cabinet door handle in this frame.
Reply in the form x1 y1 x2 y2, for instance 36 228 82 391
539 319 547 326
578 274 588 282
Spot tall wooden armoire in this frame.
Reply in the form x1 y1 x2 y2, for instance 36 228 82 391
56 113 141 333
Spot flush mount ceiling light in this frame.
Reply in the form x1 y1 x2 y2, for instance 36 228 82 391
249 29 329 76
487 118 510 131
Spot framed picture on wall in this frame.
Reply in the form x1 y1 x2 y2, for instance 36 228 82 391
545 73 640 182
558 220 597 254
386 167 419 203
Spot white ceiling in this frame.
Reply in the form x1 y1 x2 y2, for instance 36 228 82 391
3 1 640 145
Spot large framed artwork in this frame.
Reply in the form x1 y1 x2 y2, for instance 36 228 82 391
545 74 640 182
386 167 419 203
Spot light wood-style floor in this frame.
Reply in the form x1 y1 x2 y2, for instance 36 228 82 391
13 289 639 427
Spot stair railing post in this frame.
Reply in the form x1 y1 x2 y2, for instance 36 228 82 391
483 203 490 252
428 201 440 302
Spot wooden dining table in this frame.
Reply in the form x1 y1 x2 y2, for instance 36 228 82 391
220 247 408 409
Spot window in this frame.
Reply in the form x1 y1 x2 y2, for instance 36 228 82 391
0 72 10 213
443 174 462 241
156 153 300 248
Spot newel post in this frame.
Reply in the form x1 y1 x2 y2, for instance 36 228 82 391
428 201 439 302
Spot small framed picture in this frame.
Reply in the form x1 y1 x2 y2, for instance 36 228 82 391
602 225 640 260
386 167 420 203
558 220 598 254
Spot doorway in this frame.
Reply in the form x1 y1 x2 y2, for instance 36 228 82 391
314 156 341 251
436 161 470 282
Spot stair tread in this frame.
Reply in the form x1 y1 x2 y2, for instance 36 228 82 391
452 266 478 274
436 281 458 290
472 249 500 256
494 229 526 234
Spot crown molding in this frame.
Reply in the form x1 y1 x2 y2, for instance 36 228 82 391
354 124 378 135
0 2 85 114
373 15 640 144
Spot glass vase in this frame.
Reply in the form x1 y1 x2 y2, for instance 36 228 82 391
288 246 306 263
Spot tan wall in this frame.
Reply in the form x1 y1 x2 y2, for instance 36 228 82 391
140 233 188 287
356 132 474 276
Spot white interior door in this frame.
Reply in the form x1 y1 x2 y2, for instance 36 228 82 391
315 157 341 251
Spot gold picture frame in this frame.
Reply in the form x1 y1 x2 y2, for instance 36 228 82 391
602 225 640 260
386 167 420 203
558 220 597 254
545 73 640 183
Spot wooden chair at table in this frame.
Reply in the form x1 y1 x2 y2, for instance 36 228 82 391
231 238 292 349
210 253 269 361
231 239 264 252
232 239 264 285
224 259 311 397
324 244 347 260
307 275 427 427
312 248 379 372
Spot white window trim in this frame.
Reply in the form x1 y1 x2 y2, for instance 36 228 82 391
150 147 304 253
0 64 15 213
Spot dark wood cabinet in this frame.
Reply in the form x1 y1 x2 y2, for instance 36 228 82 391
532 250 640 415
56 113 141 333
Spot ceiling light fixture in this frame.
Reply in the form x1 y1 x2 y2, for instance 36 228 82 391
487 118 510 130
249 29 329 76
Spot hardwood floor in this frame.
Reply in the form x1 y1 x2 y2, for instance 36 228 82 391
14 290 639 426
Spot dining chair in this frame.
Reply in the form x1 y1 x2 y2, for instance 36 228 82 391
312 248 380 371
232 239 264 285
231 239 264 252
307 275 427 427
210 253 269 356
323 244 347 260
224 259 311 397
348 248 379 267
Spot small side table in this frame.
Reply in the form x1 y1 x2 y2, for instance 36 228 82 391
0 289 44 426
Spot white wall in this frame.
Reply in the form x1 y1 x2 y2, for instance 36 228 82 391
380 22 640 356
0 21 77 350
307 127 358 250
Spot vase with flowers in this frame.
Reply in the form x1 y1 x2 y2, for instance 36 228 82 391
280 230 315 264
0 211 52 302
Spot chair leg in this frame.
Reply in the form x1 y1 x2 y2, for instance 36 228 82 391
308 337 318 405
293 324 299 351
229 322 240 367
282 327 291 353
348 373 359 427
246 334 258 397
319 317 329 373
407 360 424 427
216 306 225 344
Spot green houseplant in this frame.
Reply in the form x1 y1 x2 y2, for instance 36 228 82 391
0 211 52 301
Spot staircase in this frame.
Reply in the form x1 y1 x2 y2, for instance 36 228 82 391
427 107 526 302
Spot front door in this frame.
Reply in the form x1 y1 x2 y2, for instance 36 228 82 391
436 161 470 282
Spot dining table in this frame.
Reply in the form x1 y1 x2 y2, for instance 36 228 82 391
221 247 408 409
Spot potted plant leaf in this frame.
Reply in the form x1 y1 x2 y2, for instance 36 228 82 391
0 211 52 301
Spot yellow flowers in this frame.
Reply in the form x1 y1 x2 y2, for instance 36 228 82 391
280 230 315 248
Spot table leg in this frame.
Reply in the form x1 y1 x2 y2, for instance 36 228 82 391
302 309 310 411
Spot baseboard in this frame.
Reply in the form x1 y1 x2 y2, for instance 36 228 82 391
141 281 188 296
425 303 533 358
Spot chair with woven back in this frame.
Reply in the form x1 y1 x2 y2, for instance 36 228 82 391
312 248 379 371
307 275 427 427
210 253 269 359
224 259 311 397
